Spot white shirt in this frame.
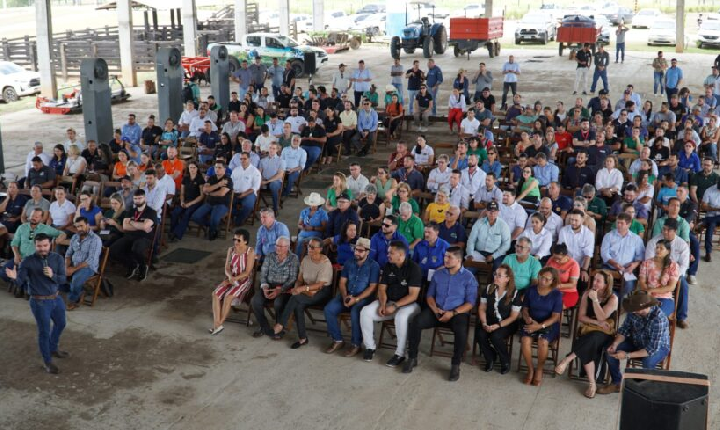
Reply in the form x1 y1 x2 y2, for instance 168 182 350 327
412 145 435 166
48 200 76 227
519 227 553 259
531 211 564 242
254 134 277 153
231 164 262 195
158 175 176 202
268 120 284 138
427 166 451 192
64 138 86 152
558 225 595 263
189 116 218 137
144 183 167 218
596 167 624 192
332 70 351 93
221 120 246 140
347 174 370 198
284 115 307 133
702 186 720 217
448 93 466 110
645 234 690 274
460 117 480 136
636 186 655 212
499 202 528 234
461 167 487 196
629 158 659 176
25 151 52 177
448 184 470 210
179 108 199 125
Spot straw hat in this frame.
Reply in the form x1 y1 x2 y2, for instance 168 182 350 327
385 84 396 93
622 291 660 313
304 192 326 206
355 237 371 250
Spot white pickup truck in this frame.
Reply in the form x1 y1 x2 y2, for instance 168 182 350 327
207 33 328 78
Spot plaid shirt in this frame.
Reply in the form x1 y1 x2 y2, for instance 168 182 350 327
618 306 670 357
260 252 299 292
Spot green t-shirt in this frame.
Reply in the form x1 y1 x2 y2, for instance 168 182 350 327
611 219 646 236
11 224 62 258
363 91 379 106
652 216 690 241
397 215 424 244
623 137 644 152
503 254 541 290
327 188 353 208
391 196 420 215
468 147 488 163
588 197 608 217
521 178 541 198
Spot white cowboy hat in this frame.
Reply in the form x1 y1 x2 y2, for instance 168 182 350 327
304 192 326 206
385 84 396 93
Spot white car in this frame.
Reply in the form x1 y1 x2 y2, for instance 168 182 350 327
327 13 369 31
0 61 40 102
647 19 686 46
351 13 386 36
259 11 280 28
325 10 347 28
632 8 661 28
461 4 486 17
291 14 313 32
697 20 720 48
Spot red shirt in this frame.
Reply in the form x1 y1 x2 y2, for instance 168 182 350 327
545 257 580 308
555 131 573 150
162 158 185 189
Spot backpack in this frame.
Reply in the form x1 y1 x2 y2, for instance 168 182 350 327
181 84 195 104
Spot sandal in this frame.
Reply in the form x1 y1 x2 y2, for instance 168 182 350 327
523 370 534 385
555 359 569 375
210 326 224 336
585 382 597 399
531 373 543 387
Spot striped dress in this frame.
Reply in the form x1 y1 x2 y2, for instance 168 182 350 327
214 247 252 302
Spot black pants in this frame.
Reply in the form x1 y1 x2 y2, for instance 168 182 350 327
571 330 613 366
475 322 517 366
251 288 291 334
407 307 470 365
110 236 151 269
354 91 364 107
501 82 517 108
342 130 357 153
278 286 332 339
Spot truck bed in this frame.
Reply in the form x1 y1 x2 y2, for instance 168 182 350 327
449 17 503 41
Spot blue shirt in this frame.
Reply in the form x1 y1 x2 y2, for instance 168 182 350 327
341 257 380 296
428 266 478 311
658 165 689 186
678 151 701 174
392 168 425 191
426 65 443 88
370 231 408 267
467 217 511 259
533 163 559 187
618 306 670 357
121 123 142 145
281 146 307 171
439 221 467 246
268 64 285 87
357 109 378 132
481 160 502 178
233 67 252 89
66 231 102 273
450 156 469 170
665 66 683 89
412 238 450 277
16 252 67 296
502 62 520 83
326 209 359 238
299 207 328 232
551 195 573 216
601 229 645 267
255 221 290 257
334 235 356 266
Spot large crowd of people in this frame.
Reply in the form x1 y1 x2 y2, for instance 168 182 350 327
6 50 720 393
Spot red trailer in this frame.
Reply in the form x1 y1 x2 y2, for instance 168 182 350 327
556 15 601 56
449 17 504 59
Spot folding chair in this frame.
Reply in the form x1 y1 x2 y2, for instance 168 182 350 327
82 246 110 307
429 317 472 361
568 306 620 383
516 331 562 377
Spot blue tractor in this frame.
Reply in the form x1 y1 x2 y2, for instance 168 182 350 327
390 2 448 59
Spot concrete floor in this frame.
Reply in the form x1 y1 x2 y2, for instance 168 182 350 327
0 46 718 430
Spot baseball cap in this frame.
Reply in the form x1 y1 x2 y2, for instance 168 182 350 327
599 89 608 95
337 192 351 202
487 201 499 211
355 237 371 251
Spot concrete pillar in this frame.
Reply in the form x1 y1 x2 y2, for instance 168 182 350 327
312 0 324 31
485 0 493 17
278 0 290 37
675 0 685 53
182 0 198 57
234 0 247 42
36 0 57 98
117 0 137 87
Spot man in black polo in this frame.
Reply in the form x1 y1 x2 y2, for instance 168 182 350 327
562 151 594 190
405 59 424 115
413 84 433 132
573 44 592 95
26 156 56 189
110 189 157 282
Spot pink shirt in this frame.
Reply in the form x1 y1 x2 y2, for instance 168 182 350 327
639 260 678 299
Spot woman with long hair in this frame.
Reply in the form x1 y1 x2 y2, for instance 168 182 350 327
170 161 206 241
326 172 352 212
331 221 359 266
372 166 398 204
448 87 466 134
453 68 470 106
100 193 126 246
516 166 540 205
412 135 435 167
519 212 552 263
384 93 403 139
638 239 679 317
50 144 67 176
75 190 102 230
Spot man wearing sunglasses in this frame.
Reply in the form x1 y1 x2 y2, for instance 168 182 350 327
370 215 408 267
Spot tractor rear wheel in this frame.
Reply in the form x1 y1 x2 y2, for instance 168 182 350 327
434 27 448 54
422 37 434 58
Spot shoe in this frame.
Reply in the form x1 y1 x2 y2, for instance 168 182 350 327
705 253 712 263
573 91 578 95
386 354 405 368
362 348 375 362
582 91 587 95
51 350 69 359
168 232 176 242
589 90 595 94
151 256 159 265
357 149 368 157
44 362 59 374
523 370 534 385
597 384 621 394
271 330 285 341
252 329 265 338
209 230 218 241
531 373 543 386
688 275 697 285
677 320 689 329
210 326 224 336
126 264 139 279
614 60 618 63
402 357 417 373
66 301 80 311
484 360 494 372
585 382 597 399
500 363 510 375
137 264 149 282
326 341 345 354
344 345 361 357
555 359 569 375
653 93 658 96
448 364 460 382
291 338 309 349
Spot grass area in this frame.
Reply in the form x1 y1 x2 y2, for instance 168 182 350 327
0 97 35 115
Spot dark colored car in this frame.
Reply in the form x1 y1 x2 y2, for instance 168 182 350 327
604 7 633 26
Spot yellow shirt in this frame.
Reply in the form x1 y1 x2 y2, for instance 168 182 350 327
340 110 357 129
426 203 450 224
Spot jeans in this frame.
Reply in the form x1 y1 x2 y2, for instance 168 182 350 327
574 68 589 93
689 232 699 276
590 68 608 92
407 90 419 114
501 82 517 108
191 203 229 233
392 83 404 105
265 180 282 213
251 289 291 335
279 286 332 340
657 297 675 318
237 87 248 102
407 307 470 365
428 87 439 116
360 300 420 357
354 90 364 107
342 130 357 154
676 276 689 321
653 72 665 94
283 171 300 197
272 84 281 99
606 340 669 385
324 294 374 345
666 86 678 104
232 193 256 225
30 296 66 364
170 202 202 240
296 230 322 255
615 42 625 62
702 215 720 254
67 267 96 303
301 145 322 172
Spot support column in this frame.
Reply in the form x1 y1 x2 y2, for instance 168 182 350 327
675 0 685 53
485 0 493 17
36 0 57 98
182 0 198 57
117 0 137 87
312 0 324 31
278 0 290 37
234 0 247 42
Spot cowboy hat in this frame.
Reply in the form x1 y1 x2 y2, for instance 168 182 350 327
622 291 660 313
355 237 371 250
304 192 326 206
385 84 396 93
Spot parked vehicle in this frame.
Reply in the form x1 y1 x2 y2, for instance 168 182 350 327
557 14 601 56
462 4 486 17
449 16 503 58
291 14 313 32
515 13 556 44
697 20 720 48
603 7 633 26
357 4 385 14
390 1 448 59
647 19 679 46
0 61 40 102
632 8 662 29
352 13 387 36
207 33 328 78
594 15 612 44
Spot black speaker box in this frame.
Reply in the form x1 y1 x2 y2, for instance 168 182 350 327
620 369 709 430
303 51 316 76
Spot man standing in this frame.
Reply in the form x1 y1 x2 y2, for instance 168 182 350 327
64 217 102 310
324 237 379 357
390 58 404 104
351 60 372 107
615 22 628 64
501 55 520 110
332 63 351 95
231 59 252 100
404 247 478 381
652 51 668 96
472 62 494 103
267 57 285 99
248 56 268 93
405 60 425 115
590 44 610 94
6 233 68 374
574 44 591 95
665 58 683 103
426 59 443 116
111 190 156 281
